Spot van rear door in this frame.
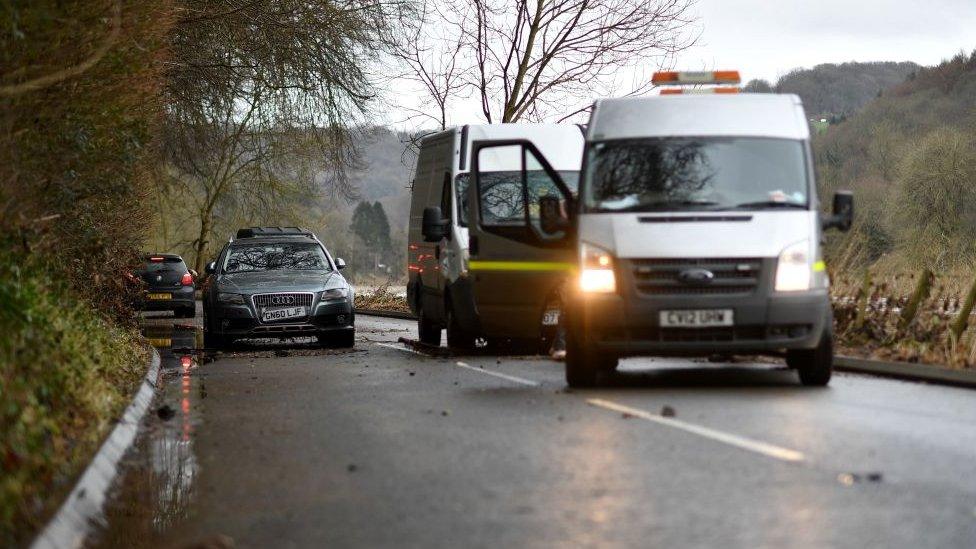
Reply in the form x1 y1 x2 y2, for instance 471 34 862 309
467 140 574 339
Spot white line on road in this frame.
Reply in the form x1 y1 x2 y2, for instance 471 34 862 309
454 361 540 387
374 342 426 356
587 398 806 463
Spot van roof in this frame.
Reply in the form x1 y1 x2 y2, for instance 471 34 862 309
424 123 585 173
587 94 810 142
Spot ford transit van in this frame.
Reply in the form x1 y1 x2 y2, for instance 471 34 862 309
464 72 853 386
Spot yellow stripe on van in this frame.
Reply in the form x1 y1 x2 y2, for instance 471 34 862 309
813 260 826 272
468 260 576 272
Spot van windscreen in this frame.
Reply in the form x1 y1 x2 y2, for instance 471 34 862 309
583 137 808 212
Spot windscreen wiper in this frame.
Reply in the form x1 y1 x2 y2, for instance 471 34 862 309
717 200 808 211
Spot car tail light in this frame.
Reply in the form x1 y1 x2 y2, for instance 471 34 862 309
181 272 193 286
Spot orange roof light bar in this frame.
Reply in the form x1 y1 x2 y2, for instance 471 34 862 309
652 70 741 86
659 87 741 95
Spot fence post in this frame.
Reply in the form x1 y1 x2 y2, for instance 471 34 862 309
899 267 933 330
854 269 871 330
950 272 976 342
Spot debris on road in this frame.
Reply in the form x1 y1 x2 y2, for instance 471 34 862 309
838 472 885 486
347 464 358 473
661 405 676 418
274 349 290 357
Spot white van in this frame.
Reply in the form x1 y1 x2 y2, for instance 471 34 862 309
464 72 853 387
407 124 584 350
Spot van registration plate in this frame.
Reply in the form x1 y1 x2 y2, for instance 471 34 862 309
146 293 171 300
660 309 734 328
261 306 307 322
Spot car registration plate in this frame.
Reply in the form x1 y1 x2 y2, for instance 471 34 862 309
660 309 734 328
261 306 307 322
147 293 171 300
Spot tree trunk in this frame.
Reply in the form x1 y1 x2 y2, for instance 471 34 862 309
950 272 976 342
899 268 933 330
193 209 213 275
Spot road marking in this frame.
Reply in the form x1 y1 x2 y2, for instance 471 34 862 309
374 342 425 356
587 398 805 463
455 361 540 387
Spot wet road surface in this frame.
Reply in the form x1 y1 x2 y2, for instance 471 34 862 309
91 308 976 548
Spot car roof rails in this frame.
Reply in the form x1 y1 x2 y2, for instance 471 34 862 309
235 226 315 239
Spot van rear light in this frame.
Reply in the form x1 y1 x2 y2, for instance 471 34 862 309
150 256 165 262
181 272 193 286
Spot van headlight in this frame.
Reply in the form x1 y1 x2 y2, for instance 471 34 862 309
774 240 813 292
580 242 616 293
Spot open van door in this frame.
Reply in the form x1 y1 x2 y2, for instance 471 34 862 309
467 140 575 340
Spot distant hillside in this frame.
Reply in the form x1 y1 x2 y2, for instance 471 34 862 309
814 52 976 271
745 61 919 119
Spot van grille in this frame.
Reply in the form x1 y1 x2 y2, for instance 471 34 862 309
631 258 762 296
252 293 314 309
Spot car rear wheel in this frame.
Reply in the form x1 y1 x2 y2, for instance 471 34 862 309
788 331 833 386
418 307 441 347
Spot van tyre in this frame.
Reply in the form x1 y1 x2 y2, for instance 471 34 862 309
565 327 617 388
789 331 833 386
446 306 475 350
418 308 442 346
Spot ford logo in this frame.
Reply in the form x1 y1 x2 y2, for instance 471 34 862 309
678 268 714 285
270 295 296 306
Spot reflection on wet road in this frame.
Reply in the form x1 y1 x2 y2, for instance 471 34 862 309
88 311 202 547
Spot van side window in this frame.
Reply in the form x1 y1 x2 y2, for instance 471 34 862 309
440 173 452 221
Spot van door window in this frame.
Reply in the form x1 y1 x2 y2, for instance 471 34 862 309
477 145 527 226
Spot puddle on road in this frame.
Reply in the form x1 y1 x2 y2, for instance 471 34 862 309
86 322 204 548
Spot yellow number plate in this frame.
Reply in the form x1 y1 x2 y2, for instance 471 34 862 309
147 293 172 300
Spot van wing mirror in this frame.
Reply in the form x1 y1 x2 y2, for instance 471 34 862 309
205 261 217 275
823 190 853 232
335 257 346 270
422 206 450 242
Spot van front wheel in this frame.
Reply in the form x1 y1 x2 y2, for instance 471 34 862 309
788 331 833 386
446 306 475 350
418 308 442 347
565 327 616 388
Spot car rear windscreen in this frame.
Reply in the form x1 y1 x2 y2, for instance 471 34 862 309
143 257 186 272
223 243 331 273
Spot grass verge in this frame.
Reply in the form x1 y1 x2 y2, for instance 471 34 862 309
0 258 148 546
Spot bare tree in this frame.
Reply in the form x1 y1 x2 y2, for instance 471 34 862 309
164 0 401 271
390 0 697 127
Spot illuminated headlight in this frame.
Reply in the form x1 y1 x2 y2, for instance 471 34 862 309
218 292 245 305
774 240 813 292
579 242 616 293
320 288 348 301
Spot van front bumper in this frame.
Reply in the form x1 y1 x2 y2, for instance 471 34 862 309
567 290 830 357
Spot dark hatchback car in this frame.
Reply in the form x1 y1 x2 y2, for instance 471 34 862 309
201 227 355 349
136 254 196 318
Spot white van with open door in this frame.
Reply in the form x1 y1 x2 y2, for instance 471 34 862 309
407 124 584 350
466 72 853 387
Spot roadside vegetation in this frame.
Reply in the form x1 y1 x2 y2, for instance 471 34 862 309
1 1 167 543
810 52 976 367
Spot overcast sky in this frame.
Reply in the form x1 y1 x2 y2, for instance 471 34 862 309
383 0 976 127
685 0 976 83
